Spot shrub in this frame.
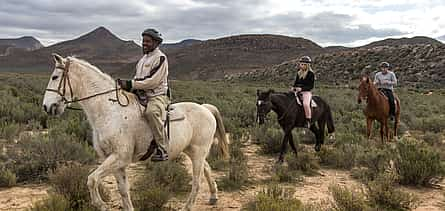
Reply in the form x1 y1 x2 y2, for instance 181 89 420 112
329 185 370 211
245 184 304 211
286 152 320 176
218 139 249 190
353 147 393 182
270 165 303 183
30 194 73 211
0 121 21 140
395 138 445 186
251 125 284 155
367 173 418 211
0 168 16 187
133 184 171 211
6 133 96 182
133 158 192 210
48 163 109 209
318 144 363 170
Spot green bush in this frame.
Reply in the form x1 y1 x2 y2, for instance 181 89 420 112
218 139 249 190
245 184 304 211
353 147 393 182
286 152 320 176
270 165 303 183
318 144 363 170
367 173 417 211
8 133 96 182
329 185 370 211
253 126 284 155
30 194 73 211
0 168 16 187
0 121 21 140
48 163 109 209
132 158 192 210
395 138 445 186
133 184 171 211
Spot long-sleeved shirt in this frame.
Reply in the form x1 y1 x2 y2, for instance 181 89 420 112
131 47 168 97
374 71 397 90
293 71 315 91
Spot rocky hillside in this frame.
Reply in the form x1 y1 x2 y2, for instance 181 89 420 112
230 40 445 88
0 27 140 73
0 36 43 56
163 34 324 79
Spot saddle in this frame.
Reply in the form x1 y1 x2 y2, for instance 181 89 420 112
138 102 186 161
295 93 317 107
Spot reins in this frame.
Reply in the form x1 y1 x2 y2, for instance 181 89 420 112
45 58 130 110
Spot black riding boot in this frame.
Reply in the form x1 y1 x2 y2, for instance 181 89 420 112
305 118 312 129
151 147 169 162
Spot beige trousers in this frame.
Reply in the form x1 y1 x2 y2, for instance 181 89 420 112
144 95 170 149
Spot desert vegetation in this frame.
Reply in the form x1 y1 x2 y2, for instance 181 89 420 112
0 72 444 210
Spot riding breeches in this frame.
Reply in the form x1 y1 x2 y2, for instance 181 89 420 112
144 95 170 150
301 91 312 119
379 88 395 116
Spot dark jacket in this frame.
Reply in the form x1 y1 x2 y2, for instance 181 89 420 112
293 71 314 91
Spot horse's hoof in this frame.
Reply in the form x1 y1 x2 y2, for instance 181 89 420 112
209 198 218 205
314 145 321 152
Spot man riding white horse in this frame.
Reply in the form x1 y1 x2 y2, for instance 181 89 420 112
118 28 169 161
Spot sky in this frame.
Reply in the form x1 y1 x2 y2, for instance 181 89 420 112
1 0 445 47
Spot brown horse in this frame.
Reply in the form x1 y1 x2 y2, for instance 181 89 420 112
357 76 401 143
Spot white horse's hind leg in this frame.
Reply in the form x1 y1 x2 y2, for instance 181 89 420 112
114 167 134 211
88 153 127 211
203 160 218 205
184 148 207 211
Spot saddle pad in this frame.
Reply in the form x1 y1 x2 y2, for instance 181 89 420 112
163 105 185 122
296 97 317 107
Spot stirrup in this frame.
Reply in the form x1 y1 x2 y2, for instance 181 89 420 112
151 148 169 162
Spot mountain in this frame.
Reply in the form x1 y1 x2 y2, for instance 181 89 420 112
0 36 43 56
0 27 140 73
361 36 442 48
230 42 445 88
161 39 202 50
163 34 324 79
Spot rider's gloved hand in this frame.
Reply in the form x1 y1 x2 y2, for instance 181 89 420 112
117 79 132 92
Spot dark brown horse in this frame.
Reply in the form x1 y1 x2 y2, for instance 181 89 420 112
357 76 401 142
256 89 335 163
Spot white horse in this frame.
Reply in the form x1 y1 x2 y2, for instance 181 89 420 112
42 54 229 211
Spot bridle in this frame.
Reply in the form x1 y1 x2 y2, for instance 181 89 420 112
45 58 130 109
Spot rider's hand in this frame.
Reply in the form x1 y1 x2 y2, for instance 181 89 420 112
117 79 132 92
294 87 302 92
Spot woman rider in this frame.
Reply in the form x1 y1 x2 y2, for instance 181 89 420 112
291 56 315 128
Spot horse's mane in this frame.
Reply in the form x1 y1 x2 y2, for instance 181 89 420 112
68 56 115 82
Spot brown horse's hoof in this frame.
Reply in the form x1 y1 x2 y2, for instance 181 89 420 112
209 198 218 205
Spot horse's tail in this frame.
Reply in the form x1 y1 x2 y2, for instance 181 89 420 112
325 104 335 134
202 104 230 159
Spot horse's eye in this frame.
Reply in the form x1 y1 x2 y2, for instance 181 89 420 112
52 75 58 80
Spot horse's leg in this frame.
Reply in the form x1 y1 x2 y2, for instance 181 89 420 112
288 131 298 156
394 101 400 141
278 132 289 163
203 160 218 205
379 121 384 144
385 119 390 142
114 167 134 211
88 153 126 211
366 118 373 140
184 147 207 211
317 120 326 149
310 124 321 152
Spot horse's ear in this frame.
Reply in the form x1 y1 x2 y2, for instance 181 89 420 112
256 89 260 96
366 77 370 83
268 89 275 94
52 53 65 66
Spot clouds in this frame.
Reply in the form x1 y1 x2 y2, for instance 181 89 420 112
0 0 442 46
